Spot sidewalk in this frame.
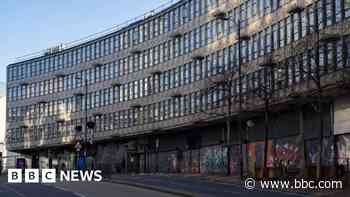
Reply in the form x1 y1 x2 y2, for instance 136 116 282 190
105 173 350 197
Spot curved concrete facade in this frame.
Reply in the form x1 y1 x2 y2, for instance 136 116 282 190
5 0 350 176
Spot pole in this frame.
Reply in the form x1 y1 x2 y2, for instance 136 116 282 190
263 99 270 178
313 7 323 178
263 66 274 178
237 19 244 179
144 145 147 173
84 78 88 163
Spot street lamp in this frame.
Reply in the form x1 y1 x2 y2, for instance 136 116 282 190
214 9 250 178
75 75 89 160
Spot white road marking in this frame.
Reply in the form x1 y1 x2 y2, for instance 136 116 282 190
73 191 87 197
52 185 87 197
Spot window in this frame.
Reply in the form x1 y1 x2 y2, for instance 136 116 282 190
272 24 278 50
346 0 350 18
335 0 342 22
325 0 334 26
292 13 300 41
286 17 292 44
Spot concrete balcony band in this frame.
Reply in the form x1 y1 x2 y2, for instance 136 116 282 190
191 48 207 61
74 125 83 132
129 47 143 55
170 92 183 99
287 0 306 14
239 31 251 41
130 103 142 109
111 80 122 87
168 29 184 39
208 7 229 21
91 62 103 68
258 56 278 68
149 69 162 76
73 92 84 97
37 100 48 105
319 32 343 43
19 81 29 86
93 112 103 117
54 72 66 78
56 118 66 123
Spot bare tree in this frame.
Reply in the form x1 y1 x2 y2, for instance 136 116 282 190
280 9 346 178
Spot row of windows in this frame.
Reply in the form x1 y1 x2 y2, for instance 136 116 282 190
8 35 350 124
7 0 298 82
7 46 350 144
8 1 350 102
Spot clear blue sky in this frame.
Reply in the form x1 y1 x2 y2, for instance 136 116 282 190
0 0 169 83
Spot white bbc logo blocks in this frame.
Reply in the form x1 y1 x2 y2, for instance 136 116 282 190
8 169 56 183
8 169 103 183
8 169 22 183
42 169 56 183
24 169 39 183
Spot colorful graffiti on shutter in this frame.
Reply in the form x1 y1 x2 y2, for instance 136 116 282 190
229 145 242 176
322 137 335 166
274 136 302 168
337 134 350 166
183 150 200 173
200 145 228 175
246 140 273 177
305 139 318 166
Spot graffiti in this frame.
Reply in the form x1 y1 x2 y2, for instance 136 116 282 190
305 139 318 166
305 138 335 167
245 140 276 177
322 137 335 166
183 150 200 173
246 141 269 176
337 134 350 165
229 145 241 176
255 142 265 168
246 142 256 176
274 137 302 168
191 150 200 173
200 145 228 175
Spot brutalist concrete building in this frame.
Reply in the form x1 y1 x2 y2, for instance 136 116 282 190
6 0 350 178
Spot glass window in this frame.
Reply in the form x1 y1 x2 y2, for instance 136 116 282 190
292 13 300 41
346 0 350 18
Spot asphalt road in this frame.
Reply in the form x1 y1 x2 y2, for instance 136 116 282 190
0 176 177 197
112 175 311 197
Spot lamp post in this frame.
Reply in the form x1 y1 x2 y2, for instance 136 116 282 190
212 9 248 178
219 12 249 178
75 75 89 162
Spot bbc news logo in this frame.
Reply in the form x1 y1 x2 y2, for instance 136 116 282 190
8 169 103 183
